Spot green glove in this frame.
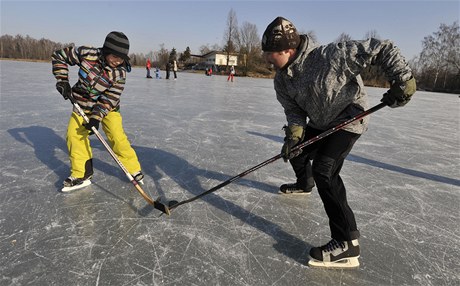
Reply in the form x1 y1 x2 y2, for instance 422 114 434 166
281 125 304 162
381 77 416 108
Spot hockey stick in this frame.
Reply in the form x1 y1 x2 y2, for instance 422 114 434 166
168 102 387 211
67 94 170 215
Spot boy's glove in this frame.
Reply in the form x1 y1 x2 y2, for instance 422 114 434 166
84 118 100 135
281 125 304 162
381 77 416 108
56 81 71 100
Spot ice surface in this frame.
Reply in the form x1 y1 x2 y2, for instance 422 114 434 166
1 60 459 285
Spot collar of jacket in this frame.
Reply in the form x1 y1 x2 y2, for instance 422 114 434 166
284 35 318 77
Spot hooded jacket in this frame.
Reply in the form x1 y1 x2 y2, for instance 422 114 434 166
275 35 413 134
52 46 129 121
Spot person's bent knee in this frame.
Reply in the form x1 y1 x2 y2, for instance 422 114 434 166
312 155 336 188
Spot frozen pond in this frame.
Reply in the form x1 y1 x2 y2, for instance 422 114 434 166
1 60 459 285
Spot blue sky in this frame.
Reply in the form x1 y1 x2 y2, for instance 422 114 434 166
1 0 459 60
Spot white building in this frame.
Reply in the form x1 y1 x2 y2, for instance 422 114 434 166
202 51 238 67
188 51 238 71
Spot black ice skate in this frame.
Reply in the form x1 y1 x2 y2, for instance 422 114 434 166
308 239 360 269
279 183 312 195
61 176 92 192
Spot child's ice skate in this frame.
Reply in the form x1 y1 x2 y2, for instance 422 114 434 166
308 239 360 269
61 176 92 192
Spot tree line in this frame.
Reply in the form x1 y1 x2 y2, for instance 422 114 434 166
1 15 458 93
0 34 72 61
410 22 460 93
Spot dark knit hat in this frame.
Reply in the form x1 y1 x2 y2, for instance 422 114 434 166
102 31 130 61
262 17 300 52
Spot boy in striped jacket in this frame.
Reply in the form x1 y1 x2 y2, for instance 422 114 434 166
52 31 144 192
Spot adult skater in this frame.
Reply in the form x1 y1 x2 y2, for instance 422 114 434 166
172 60 178 79
146 58 152 78
261 17 416 268
52 31 145 192
165 61 171 79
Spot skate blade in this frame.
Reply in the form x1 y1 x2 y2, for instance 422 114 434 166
61 180 92 193
308 256 359 269
278 191 312 195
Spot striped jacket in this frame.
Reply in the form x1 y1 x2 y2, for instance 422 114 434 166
275 35 413 134
52 46 128 121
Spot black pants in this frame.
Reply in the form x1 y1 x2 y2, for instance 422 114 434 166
290 126 361 241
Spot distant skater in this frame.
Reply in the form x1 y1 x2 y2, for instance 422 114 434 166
227 65 235 82
165 61 171 79
261 16 416 269
206 66 212 76
155 67 161 79
173 60 178 79
146 58 152 78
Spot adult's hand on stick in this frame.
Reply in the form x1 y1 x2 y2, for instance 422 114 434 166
281 125 304 162
381 77 416 108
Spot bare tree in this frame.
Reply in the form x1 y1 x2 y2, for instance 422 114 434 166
155 43 169 69
211 44 221 51
199 44 212 55
335 32 352 43
238 21 261 75
364 29 380 40
420 31 445 89
297 29 318 43
418 21 459 91
223 9 239 69
438 22 460 88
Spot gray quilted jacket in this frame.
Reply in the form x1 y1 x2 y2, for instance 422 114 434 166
275 35 413 134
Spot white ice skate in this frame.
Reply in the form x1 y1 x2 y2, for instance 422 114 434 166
61 176 92 192
308 239 360 269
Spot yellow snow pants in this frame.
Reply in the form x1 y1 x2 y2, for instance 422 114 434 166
66 111 141 178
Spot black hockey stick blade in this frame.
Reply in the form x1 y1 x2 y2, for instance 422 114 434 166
152 199 171 215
